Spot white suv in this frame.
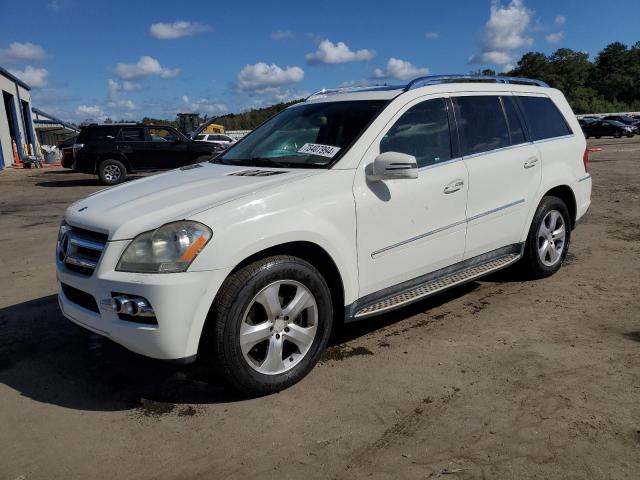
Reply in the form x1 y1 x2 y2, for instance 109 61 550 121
194 133 236 147
56 75 592 395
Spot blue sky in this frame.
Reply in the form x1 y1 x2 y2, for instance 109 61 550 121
1 0 638 123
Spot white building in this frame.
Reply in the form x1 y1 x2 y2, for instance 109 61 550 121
0 65 38 170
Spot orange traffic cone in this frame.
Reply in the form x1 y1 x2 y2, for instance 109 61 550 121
12 140 21 166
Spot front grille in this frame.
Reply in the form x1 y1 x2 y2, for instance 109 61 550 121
61 283 99 313
59 225 108 276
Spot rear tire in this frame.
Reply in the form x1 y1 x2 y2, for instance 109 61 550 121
206 255 333 396
98 159 127 185
520 196 571 279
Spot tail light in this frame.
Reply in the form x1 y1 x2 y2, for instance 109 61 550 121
583 147 601 173
582 148 589 173
72 143 84 158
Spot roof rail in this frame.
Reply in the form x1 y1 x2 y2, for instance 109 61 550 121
405 75 549 90
305 84 402 101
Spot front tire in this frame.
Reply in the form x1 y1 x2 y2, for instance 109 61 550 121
98 159 127 185
207 255 333 396
520 196 571 279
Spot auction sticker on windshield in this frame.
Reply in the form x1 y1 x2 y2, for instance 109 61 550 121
297 143 341 158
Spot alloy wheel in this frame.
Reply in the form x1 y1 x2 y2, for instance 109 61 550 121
537 210 566 267
103 164 121 182
239 280 318 375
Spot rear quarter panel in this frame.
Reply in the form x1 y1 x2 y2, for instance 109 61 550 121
518 89 589 241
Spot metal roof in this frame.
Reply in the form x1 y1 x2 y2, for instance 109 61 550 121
32 108 79 132
0 65 31 90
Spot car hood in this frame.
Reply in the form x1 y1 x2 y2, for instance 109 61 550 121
64 163 322 240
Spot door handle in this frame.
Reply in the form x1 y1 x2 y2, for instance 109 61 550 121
524 157 539 169
443 179 465 194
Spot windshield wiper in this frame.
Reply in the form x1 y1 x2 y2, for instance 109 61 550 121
246 157 292 168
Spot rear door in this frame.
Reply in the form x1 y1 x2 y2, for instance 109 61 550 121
453 94 541 259
115 127 148 171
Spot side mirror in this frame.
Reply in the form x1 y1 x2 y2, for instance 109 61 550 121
367 151 418 181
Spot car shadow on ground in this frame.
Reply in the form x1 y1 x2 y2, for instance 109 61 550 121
0 282 486 412
34 172 146 188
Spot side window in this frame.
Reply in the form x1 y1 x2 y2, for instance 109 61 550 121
452 96 510 156
502 96 527 145
120 128 145 142
516 96 572 141
380 98 452 168
148 127 179 142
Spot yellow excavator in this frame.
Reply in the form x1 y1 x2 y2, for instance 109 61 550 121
201 123 225 134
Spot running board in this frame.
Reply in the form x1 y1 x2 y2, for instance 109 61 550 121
352 251 521 320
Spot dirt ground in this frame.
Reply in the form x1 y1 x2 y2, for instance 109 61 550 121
0 138 639 480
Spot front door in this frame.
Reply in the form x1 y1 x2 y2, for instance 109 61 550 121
354 96 469 297
146 127 190 168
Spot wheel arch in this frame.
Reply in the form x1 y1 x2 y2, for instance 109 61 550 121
97 153 131 172
195 241 347 358
229 241 345 319
544 184 577 229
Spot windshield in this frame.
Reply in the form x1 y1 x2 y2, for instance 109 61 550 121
215 100 387 168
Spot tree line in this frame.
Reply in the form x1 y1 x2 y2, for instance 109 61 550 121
505 41 640 114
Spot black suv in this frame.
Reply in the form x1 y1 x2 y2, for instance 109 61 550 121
73 124 223 185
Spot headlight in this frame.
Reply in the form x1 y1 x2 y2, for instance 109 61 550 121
116 221 212 273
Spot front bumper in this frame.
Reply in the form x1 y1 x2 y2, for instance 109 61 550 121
56 239 231 360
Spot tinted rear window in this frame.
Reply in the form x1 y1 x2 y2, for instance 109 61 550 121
516 96 572 141
453 96 510 156
77 126 119 142
120 128 145 141
502 96 527 145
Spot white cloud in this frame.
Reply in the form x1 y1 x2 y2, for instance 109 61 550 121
107 99 137 111
115 56 180 80
76 105 104 119
8 66 49 87
271 30 295 40
470 0 533 66
546 32 564 43
108 79 141 100
424 32 439 40
373 58 429 81
555 15 566 25
470 50 513 65
149 21 211 39
181 95 228 114
306 40 375 64
0 42 46 63
236 62 304 91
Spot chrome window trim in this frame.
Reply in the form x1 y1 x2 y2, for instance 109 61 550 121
417 156 463 171
462 142 531 160
532 133 575 144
